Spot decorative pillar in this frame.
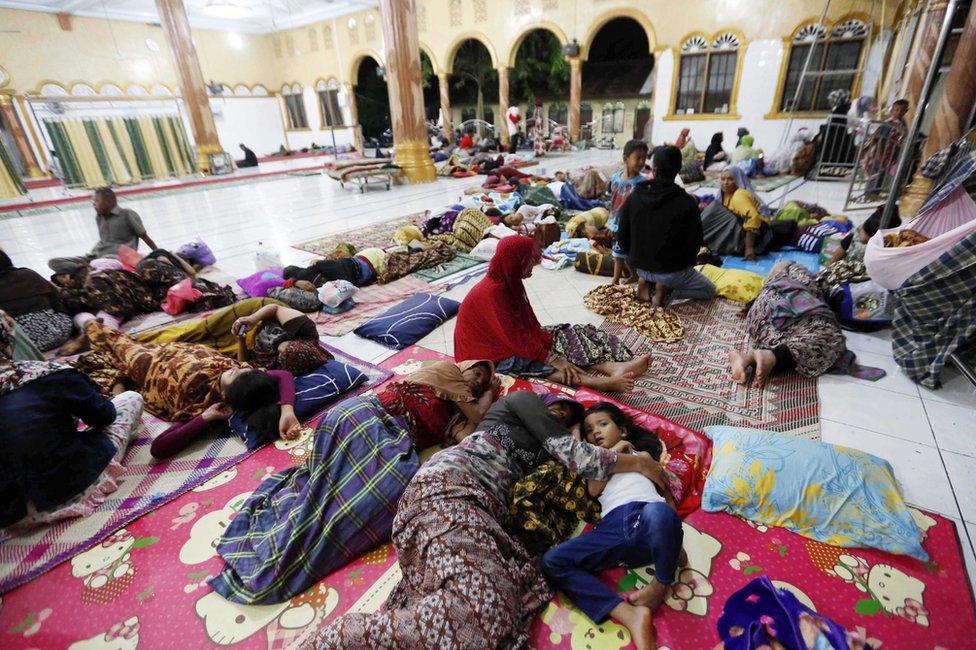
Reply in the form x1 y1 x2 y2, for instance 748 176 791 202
155 0 224 172
899 1 976 217
498 66 511 148
900 0 949 118
438 73 452 142
378 0 436 182
568 57 582 142
0 94 44 178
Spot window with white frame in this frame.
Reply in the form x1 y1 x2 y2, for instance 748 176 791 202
281 84 308 129
316 79 343 127
779 19 868 112
675 32 740 115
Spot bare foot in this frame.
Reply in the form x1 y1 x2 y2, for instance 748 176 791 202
604 372 635 393
753 348 777 389
650 284 668 308
635 281 652 302
609 602 655 650
614 354 652 378
728 350 753 385
629 577 669 613
622 273 638 285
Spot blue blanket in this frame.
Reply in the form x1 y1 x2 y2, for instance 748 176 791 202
720 249 820 276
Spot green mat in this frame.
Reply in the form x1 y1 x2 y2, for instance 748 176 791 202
412 253 486 282
698 174 800 193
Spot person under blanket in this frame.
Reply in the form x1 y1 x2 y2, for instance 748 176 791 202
542 402 683 650
0 311 144 532
454 235 651 393
729 261 847 388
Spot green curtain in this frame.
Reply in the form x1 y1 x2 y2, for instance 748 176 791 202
44 114 195 187
44 121 83 186
123 118 153 179
0 136 26 197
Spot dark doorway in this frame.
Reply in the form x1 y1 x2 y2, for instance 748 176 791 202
355 56 391 141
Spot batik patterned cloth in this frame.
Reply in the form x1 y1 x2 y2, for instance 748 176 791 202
210 394 419 605
583 285 685 342
85 320 243 421
508 460 601 555
892 229 976 387
378 241 456 284
746 263 845 377
816 259 869 293
545 323 634 368
377 381 456 449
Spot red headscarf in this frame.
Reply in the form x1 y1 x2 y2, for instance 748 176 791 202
454 236 552 364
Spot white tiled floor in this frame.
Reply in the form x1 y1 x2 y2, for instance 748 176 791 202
5 148 975 587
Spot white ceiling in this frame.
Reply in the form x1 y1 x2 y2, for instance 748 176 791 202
0 0 378 33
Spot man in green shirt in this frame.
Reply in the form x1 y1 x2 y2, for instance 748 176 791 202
48 187 158 275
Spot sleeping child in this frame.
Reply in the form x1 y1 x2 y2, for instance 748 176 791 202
541 402 685 650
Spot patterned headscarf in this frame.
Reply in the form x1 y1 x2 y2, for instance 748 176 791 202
0 309 71 396
828 89 852 112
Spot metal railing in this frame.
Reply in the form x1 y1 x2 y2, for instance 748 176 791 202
810 114 857 181
844 120 921 211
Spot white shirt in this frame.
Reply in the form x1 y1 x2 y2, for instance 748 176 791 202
598 471 663 518
506 107 521 137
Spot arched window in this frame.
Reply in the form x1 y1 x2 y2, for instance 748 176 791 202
460 107 476 123
281 84 309 129
779 19 868 112
580 102 593 127
674 32 741 115
316 79 343 127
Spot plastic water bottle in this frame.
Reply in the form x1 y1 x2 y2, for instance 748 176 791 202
254 241 282 271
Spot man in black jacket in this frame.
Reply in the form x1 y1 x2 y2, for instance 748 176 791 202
617 145 715 307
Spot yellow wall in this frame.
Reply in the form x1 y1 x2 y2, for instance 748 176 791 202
0 8 278 94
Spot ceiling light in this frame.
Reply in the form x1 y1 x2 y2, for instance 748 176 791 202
203 2 253 20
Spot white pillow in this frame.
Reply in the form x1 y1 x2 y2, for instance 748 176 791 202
469 238 499 261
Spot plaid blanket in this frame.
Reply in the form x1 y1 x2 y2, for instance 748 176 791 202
209 394 420 604
892 229 976 388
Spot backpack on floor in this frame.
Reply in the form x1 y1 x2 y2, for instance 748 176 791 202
829 280 893 331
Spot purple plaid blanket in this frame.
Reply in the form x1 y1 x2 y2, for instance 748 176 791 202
0 343 390 594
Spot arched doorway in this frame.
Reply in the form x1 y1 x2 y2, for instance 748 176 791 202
449 39 498 139
511 29 569 137
355 56 391 144
585 17 654 142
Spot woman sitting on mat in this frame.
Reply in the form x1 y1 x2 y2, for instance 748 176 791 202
728 261 846 388
454 236 650 393
0 311 144 532
700 166 771 260
317 390 667 648
68 316 300 458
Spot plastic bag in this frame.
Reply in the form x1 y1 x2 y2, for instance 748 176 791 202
161 278 203 315
177 239 217 267
254 241 282 271
115 245 144 271
317 280 358 308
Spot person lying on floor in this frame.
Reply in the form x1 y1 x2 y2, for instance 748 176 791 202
283 246 386 287
729 261 846 388
66 315 300 457
828 208 900 264
454 235 650 393
700 165 771 260
0 249 74 352
317 390 667 648
48 187 158 275
0 311 144 533
210 359 499 605
135 297 330 376
542 402 684 650
618 145 715 307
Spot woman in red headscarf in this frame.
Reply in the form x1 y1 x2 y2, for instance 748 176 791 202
454 236 650 393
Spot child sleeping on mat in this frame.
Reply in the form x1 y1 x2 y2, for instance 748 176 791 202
542 402 686 650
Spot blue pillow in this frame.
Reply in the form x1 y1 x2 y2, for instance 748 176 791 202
353 292 460 349
702 426 927 561
229 360 368 448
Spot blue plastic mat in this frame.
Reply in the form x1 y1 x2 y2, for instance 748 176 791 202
720 248 820 276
